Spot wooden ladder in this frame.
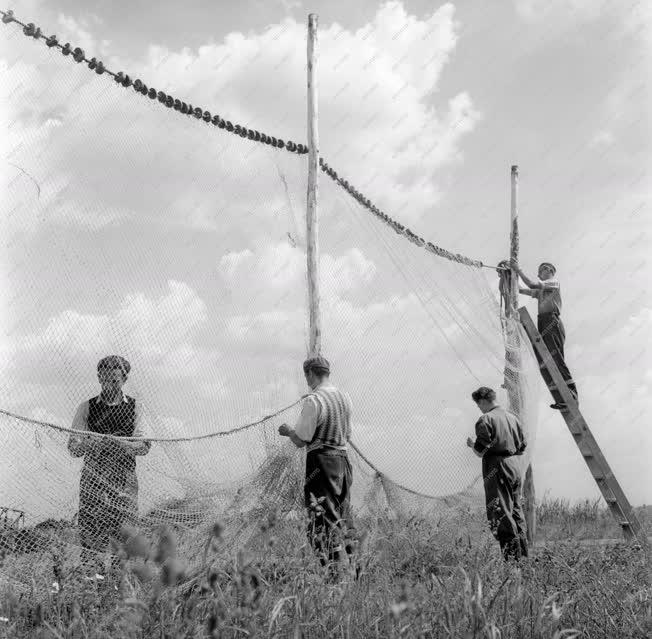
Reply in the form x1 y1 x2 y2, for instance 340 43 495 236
519 307 646 545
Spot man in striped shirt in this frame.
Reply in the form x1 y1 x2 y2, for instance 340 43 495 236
278 356 355 569
513 260 578 410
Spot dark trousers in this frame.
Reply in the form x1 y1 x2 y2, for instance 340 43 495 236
304 448 355 566
483 456 528 561
78 467 137 572
537 313 578 404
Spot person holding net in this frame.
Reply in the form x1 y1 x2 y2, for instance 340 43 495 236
512 259 578 411
278 356 356 574
67 355 150 577
467 386 528 561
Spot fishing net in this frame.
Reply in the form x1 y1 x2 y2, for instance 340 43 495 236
0 10 541 589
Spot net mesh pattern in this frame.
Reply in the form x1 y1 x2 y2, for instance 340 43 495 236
0 16 541 590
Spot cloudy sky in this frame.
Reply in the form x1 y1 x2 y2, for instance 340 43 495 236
0 0 650 517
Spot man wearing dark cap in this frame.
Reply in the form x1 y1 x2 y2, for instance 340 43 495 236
513 260 578 410
467 387 528 561
278 356 355 571
68 355 150 576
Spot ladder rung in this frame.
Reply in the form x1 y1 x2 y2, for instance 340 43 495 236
520 307 645 545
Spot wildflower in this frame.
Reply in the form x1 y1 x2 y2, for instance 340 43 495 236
551 600 562 622
390 583 412 619
0 617 9 623
50 581 60 594
308 493 326 515
389 601 408 618
84 573 104 582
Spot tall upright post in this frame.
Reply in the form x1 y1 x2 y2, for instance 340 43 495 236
306 13 321 358
506 165 536 546
509 166 519 312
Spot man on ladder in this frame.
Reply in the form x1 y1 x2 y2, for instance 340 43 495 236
512 259 578 410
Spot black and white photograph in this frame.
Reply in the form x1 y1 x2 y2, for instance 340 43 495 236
0 1 649 637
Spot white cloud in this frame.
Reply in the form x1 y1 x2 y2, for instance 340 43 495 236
1 1 479 239
514 0 652 51
219 249 254 279
514 0 604 23
56 14 112 58
5 280 210 383
219 243 378 305
3 1 646 510
590 130 615 148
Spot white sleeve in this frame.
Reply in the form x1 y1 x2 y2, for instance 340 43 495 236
131 401 151 455
68 401 89 457
132 401 147 438
71 401 89 431
293 397 320 442
539 278 560 290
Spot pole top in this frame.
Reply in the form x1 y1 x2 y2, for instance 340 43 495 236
308 13 318 25
511 165 519 174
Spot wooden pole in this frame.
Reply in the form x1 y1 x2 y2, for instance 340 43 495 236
509 166 519 312
306 13 321 358
507 165 536 547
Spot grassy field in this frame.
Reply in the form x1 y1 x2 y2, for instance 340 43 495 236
1 499 650 638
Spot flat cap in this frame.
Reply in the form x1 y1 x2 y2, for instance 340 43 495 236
302 356 330 375
539 262 556 274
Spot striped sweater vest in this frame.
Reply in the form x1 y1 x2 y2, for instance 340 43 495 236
307 386 352 449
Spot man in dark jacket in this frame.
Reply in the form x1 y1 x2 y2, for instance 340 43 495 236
467 386 528 560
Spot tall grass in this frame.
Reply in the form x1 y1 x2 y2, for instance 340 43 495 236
0 504 649 638
536 496 651 541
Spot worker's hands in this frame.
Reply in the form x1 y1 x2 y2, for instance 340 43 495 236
496 259 510 274
466 437 475 448
117 439 142 453
278 423 291 437
509 257 522 274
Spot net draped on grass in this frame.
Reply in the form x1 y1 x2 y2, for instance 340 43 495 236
0 13 540 583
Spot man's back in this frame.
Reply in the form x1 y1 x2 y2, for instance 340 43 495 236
308 384 352 449
474 406 526 458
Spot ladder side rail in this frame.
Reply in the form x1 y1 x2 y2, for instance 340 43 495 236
518 307 645 544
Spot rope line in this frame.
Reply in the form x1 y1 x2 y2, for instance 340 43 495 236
349 440 481 501
1 405 478 502
0 7 504 507
0 402 301 442
1 8 493 270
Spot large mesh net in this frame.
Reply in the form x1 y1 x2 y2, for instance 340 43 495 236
0 12 541 590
